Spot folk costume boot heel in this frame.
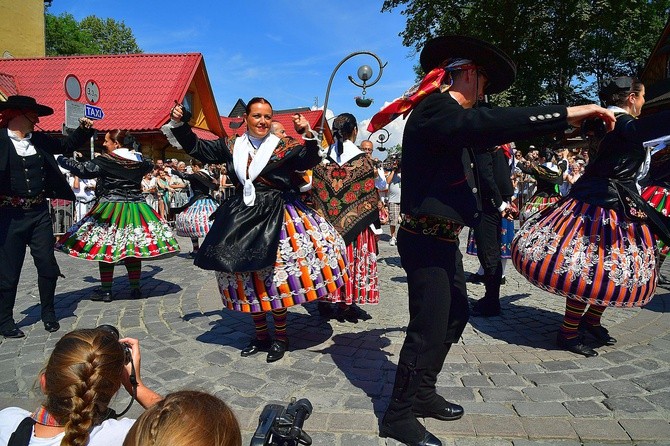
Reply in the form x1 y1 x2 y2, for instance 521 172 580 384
379 363 442 446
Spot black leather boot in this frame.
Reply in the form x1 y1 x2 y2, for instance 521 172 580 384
413 343 464 421
38 276 58 327
471 273 501 317
380 362 442 446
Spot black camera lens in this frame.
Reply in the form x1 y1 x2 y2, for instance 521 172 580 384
97 324 131 364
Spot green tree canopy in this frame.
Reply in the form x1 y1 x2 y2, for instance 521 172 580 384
381 0 670 106
45 12 142 56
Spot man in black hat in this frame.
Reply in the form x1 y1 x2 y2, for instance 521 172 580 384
0 95 94 338
370 36 615 446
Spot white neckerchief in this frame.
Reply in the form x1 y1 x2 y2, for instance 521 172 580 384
113 147 142 161
233 132 279 206
9 131 36 156
328 140 363 166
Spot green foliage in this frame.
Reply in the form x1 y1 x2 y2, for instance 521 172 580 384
45 12 142 56
382 0 670 105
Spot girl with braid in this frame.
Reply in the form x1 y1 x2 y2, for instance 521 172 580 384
123 390 241 446
0 328 161 445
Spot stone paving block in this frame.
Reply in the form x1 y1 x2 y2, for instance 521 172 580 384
512 441 582 446
327 412 378 432
526 372 576 385
522 386 567 402
513 402 572 417
541 360 581 372
599 350 636 364
569 419 630 442
618 418 670 442
562 400 612 418
632 371 670 392
559 383 605 399
460 402 517 416
646 391 670 410
479 388 526 402
520 417 578 440
462 375 492 387
489 374 529 387
593 380 645 397
479 363 513 374
569 370 611 383
603 365 641 379
603 396 657 413
469 415 526 438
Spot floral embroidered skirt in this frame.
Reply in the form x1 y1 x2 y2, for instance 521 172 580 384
175 197 219 238
466 218 515 259
512 197 658 307
641 185 670 256
521 194 561 223
216 199 349 313
323 226 380 305
55 201 180 263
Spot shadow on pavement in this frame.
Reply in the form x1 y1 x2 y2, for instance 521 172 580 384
313 327 406 422
643 287 670 313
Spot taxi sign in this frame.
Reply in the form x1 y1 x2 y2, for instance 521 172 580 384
84 104 104 120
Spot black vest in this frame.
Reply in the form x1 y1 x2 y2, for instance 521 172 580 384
7 149 46 197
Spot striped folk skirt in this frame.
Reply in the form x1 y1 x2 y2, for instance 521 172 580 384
216 199 349 313
55 201 180 263
512 197 658 308
521 194 561 223
641 185 670 257
323 226 380 305
175 197 219 238
466 217 515 259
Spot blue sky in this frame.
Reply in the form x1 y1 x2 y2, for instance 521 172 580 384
48 0 418 152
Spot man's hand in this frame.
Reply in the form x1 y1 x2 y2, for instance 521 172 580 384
78 117 94 129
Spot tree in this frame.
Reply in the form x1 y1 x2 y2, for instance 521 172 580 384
381 0 670 106
45 12 142 56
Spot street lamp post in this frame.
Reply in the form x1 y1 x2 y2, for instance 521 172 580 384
371 127 391 151
317 51 387 145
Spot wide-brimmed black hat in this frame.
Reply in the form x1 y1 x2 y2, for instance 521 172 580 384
0 95 54 116
420 35 516 94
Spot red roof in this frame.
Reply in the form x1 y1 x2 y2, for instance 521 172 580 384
0 73 19 97
0 53 208 133
221 109 331 142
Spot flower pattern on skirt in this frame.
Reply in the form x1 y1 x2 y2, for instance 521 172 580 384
55 201 180 263
512 197 657 307
216 199 348 313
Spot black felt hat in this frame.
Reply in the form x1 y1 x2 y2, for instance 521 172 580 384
420 35 516 94
0 95 54 116
598 76 636 102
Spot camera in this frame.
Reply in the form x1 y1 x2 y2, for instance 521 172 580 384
97 324 132 365
250 398 313 446
581 118 607 139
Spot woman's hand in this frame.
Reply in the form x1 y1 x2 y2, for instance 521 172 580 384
119 337 162 409
171 103 184 121
293 113 313 138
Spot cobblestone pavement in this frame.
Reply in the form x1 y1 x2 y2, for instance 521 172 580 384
1 230 669 446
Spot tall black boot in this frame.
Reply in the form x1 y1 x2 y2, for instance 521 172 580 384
380 362 442 446
38 276 58 324
471 271 502 317
0 288 19 332
413 343 464 421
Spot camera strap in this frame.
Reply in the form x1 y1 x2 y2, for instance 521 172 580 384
7 417 36 446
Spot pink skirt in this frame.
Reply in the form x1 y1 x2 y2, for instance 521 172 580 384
324 226 380 305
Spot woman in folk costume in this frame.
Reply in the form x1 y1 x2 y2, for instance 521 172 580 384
55 130 179 302
640 136 670 286
310 113 380 323
163 98 348 363
512 77 670 357
517 147 566 223
171 158 219 258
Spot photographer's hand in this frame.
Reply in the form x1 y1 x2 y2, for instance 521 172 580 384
119 337 162 409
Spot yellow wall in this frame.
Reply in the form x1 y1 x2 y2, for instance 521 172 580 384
0 0 46 58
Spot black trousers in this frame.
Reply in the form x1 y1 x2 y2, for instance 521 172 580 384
472 208 503 303
396 228 469 374
0 204 61 330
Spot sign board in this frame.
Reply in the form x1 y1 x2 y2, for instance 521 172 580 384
84 104 104 120
64 74 81 101
64 100 85 129
85 80 100 104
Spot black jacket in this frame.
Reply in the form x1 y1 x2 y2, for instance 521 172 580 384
474 147 514 212
401 92 568 226
0 127 94 200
